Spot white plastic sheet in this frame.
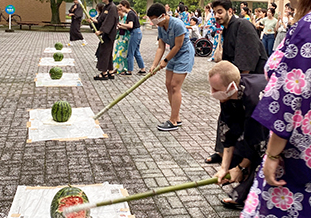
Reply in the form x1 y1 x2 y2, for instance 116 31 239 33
27 107 106 142
35 73 82 87
8 182 134 218
44 47 72 53
38 58 75 66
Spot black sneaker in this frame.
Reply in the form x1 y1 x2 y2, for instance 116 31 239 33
157 120 178 131
137 70 147 75
177 121 182 126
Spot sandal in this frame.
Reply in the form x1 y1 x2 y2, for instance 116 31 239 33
94 72 108 80
204 153 222 164
108 71 115 79
221 198 244 210
120 71 132 77
137 70 147 75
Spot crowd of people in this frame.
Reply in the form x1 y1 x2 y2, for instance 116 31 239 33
67 0 311 216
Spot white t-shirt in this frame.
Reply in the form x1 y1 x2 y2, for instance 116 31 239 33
189 25 201 39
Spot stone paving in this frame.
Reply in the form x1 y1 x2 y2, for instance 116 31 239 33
0 27 241 217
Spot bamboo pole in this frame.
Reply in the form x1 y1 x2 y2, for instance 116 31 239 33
93 65 161 120
63 174 231 215
77 0 104 43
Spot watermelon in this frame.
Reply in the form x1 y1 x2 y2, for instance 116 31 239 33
50 185 90 218
53 52 64 62
51 100 72 122
49 67 63 80
55 42 63 50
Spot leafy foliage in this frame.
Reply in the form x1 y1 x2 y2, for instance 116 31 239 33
132 0 210 15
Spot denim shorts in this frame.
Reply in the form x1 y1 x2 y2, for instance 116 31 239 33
166 42 195 74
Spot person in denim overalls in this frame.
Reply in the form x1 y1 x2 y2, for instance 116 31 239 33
147 3 195 131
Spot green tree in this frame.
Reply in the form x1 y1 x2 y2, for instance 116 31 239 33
38 0 87 24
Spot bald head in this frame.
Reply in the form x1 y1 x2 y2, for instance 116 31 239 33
208 61 240 87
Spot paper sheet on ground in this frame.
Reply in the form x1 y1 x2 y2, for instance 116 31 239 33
44 47 72 53
35 73 82 87
27 107 106 142
38 57 75 66
8 182 134 218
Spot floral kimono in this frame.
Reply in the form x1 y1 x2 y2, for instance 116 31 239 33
113 14 130 74
241 12 311 218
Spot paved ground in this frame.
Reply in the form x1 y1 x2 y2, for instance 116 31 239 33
0 27 241 217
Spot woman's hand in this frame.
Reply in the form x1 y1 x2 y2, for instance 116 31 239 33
68 13 74 17
263 157 287 186
214 168 229 184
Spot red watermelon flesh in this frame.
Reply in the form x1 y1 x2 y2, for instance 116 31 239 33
58 195 87 218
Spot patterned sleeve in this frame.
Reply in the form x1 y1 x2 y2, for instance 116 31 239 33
252 13 311 140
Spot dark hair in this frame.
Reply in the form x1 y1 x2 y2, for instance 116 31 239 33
211 0 232 11
147 3 166 17
232 7 237 13
270 2 277 9
261 8 267 17
96 3 105 13
191 17 198 23
179 4 185 12
179 1 184 5
205 5 211 11
285 3 291 8
196 8 202 17
242 7 250 15
185 5 189 11
240 1 248 7
268 7 275 15
120 0 137 15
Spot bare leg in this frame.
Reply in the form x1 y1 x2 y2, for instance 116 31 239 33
165 70 186 125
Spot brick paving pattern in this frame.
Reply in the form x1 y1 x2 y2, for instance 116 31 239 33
0 28 241 218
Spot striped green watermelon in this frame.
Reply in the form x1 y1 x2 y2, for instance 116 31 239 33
50 185 90 218
53 52 64 62
49 67 63 80
55 42 63 50
51 100 72 122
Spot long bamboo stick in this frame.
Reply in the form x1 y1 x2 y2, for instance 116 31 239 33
77 0 104 43
63 174 231 215
93 65 161 120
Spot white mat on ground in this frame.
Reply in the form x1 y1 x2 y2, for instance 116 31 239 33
35 73 82 87
44 47 72 53
8 182 134 218
38 57 75 66
27 107 106 142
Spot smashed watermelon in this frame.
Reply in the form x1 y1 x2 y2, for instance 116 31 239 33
53 52 64 62
50 185 90 218
49 67 63 80
55 42 63 50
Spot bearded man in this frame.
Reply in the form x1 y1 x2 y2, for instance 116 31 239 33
212 0 267 74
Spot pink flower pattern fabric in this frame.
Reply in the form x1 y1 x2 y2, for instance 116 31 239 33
302 110 311 135
241 11 311 218
244 192 259 213
264 73 277 92
268 50 284 70
303 146 311 168
270 187 294 210
292 110 303 128
285 69 306 94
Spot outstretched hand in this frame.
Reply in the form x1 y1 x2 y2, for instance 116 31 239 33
263 157 286 186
